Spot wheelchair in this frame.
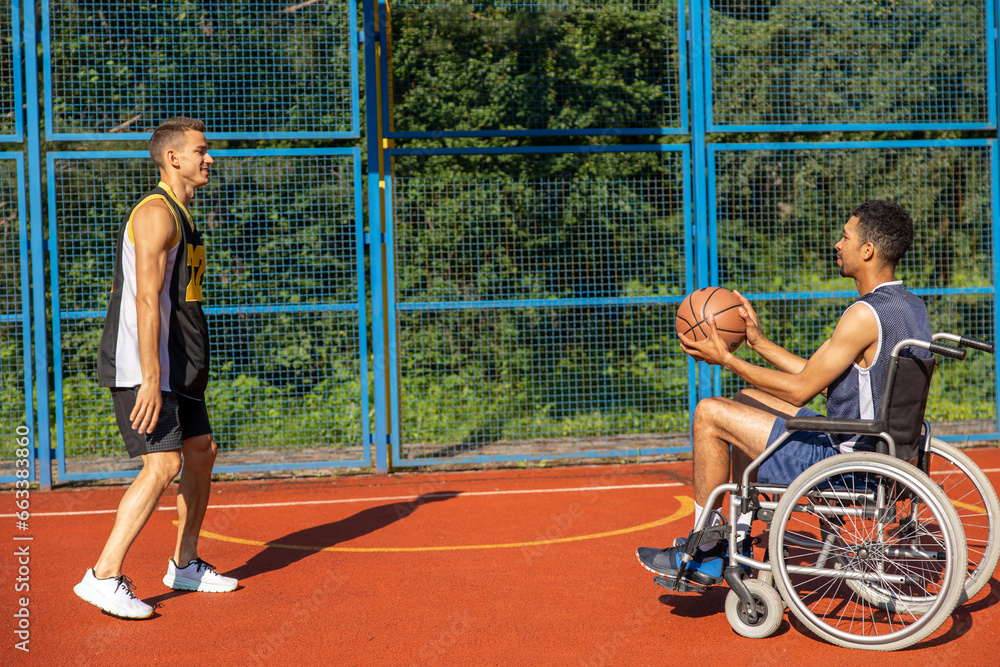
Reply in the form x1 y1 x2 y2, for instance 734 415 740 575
652 332 998 650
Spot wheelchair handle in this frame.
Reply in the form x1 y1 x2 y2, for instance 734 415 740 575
932 332 995 354
960 336 994 353
928 343 966 360
892 338 966 360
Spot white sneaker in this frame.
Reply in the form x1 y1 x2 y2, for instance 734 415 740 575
163 558 238 593
73 569 154 619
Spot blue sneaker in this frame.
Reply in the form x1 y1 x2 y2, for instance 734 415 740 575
636 541 727 586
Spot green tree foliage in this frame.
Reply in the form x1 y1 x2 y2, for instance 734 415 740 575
11 0 997 475
46 0 355 135
51 154 365 463
0 1 15 137
392 150 691 452
389 0 682 133
711 0 990 126
1 159 28 471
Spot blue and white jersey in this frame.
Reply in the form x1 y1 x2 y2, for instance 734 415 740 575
826 281 931 452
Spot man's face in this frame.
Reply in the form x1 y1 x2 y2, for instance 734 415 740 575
835 215 864 278
172 130 213 188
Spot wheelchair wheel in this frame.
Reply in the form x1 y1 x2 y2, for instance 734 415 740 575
844 439 1000 612
769 453 966 651
725 579 784 639
926 438 1000 602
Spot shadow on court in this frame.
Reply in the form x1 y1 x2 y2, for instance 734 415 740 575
221 490 463 581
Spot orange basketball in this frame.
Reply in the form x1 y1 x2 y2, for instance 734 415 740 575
675 287 747 352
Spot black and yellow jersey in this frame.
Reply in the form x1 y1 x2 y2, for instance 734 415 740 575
97 181 210 398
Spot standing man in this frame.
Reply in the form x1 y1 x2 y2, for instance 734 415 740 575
74 117 237 619
637 200 931 585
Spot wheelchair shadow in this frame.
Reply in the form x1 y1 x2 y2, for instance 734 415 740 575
657 590 792 638
961 576 1000 613
657 577 1000 646
143 491 461 608
780 577 1000 650
912 576 1000 650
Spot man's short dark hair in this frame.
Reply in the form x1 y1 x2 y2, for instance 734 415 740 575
149 117 206 170
850 199 914 267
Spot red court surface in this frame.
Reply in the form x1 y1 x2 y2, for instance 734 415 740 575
4 449 1000 666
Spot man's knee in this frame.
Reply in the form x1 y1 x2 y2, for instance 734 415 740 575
693 396 730 430
182 434 217 470
142 451 183 484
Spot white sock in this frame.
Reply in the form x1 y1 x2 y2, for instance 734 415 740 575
693 503 723 552
735 510 753 543
693 502 705 529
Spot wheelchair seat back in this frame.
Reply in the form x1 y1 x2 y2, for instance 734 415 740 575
877 354 935 462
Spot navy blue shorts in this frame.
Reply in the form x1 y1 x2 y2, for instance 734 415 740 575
756 407 839 485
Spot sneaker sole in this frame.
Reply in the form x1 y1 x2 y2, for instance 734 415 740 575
162 575 237 593
73 582 153 619
636 550 674 577
635 550 723 587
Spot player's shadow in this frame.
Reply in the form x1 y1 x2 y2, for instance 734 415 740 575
223 490 462 581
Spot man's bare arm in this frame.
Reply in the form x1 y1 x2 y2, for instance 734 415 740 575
732 290 807 374
130 201 176 434
681 303 878 407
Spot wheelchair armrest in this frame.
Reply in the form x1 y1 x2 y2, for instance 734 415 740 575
784 416 885 436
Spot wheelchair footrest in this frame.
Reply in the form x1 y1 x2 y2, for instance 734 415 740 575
653 575 711 594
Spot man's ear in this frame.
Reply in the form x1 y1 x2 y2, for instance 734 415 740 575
862 242 876 261
164 147 180 169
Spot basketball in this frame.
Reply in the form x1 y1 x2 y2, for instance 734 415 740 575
675 287 747 352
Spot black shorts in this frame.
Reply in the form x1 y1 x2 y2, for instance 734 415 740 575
111 387 212 458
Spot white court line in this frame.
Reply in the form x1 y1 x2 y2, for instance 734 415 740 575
11 466 1000 519
1 481 686 518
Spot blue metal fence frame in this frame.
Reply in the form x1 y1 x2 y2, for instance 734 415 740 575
363 0 389 473
24 4 50 487
382 143 694 467
706 139 1000 442
45 148 371 481
39 0 362 141
0 152 33 483
380 0 690 139
704 2 998 132
9 0 1000 482
1 0 24 142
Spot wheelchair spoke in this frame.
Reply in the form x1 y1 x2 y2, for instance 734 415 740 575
925 439 1000 602
770 454 965 650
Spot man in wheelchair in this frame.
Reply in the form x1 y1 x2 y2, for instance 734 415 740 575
637 199 932 586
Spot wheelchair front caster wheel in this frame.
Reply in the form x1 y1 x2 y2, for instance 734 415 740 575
725 579 784 639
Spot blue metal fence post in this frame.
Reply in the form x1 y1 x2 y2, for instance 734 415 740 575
364 0 389 473
24 2 51 488
993 1 999 441
690 1 712 403
3 0 23 143
992 140 1000 438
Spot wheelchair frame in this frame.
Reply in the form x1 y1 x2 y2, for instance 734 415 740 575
653 332 997 651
